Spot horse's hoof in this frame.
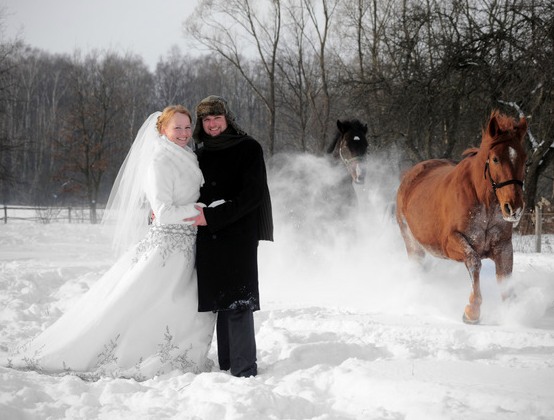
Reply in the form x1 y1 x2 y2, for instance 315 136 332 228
462 312 480 325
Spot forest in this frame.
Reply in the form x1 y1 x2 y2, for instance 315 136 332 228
0 0 552 224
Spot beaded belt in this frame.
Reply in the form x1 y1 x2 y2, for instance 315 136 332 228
149 224 197 236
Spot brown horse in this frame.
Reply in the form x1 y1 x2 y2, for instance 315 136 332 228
396 111 527 324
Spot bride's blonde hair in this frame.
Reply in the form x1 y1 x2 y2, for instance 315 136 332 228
156 105 192 133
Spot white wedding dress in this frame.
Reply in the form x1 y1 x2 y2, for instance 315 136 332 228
8 122 216 381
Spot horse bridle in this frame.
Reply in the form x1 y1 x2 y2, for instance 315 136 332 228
338 135 364 166
484 160 524 192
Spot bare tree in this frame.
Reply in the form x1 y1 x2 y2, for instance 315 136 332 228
12 49 73 204
275 0 312 151
301 0 340 153
0 12 22 202
505 0 554 208
2 0 553 213
55 52 147 222
186 0 282 154
334 0 396 148
154 46 196 108
461 0 554 209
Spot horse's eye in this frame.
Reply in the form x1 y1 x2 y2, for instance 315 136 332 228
492 157 500 164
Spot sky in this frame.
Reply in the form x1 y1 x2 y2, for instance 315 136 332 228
0 0 199 71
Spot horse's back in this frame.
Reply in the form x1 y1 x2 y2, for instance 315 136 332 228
396 159 460 256
397 159 455 206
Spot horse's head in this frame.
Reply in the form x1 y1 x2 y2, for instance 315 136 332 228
482 111 528 222
327 119 369 184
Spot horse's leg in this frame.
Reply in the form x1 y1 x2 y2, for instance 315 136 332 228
463 257 482 324
397 215 425 264
406 238 425 265
447 233 482 324
491 241 514 300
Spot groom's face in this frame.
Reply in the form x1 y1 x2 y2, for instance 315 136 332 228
202 115 228 137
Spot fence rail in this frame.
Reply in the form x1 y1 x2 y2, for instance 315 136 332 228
2 204 553 253
1 204 104 224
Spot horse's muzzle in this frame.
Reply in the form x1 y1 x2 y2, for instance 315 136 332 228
502 204 524 223
353 174 365 184
351 163 366 184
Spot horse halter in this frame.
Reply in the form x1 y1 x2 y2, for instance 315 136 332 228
338 135 364 166
484 160 524 192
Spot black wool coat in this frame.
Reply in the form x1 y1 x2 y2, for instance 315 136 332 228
196 138 271 312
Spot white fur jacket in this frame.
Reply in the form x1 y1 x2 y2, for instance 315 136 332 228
145 136 204 225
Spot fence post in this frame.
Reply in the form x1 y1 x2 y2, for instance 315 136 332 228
535 205 542 253
3 204 6 224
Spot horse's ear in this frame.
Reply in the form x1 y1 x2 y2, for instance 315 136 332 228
337 120 345 133
327 138 338 154
487 114 501 138
363 124 368 133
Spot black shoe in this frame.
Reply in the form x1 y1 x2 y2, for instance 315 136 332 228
233 363 257 378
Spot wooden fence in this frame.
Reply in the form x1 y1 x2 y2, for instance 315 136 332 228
1 205 104 224
514 205 554 252
2 204 553 252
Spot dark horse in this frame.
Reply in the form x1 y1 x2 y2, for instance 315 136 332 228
396 111 527 324
327 119 369 184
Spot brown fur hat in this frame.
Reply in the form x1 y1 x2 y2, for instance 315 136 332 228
193 95 246 141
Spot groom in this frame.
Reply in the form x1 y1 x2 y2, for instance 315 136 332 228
186 95 273 378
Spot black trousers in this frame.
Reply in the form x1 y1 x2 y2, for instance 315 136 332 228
216 309 257 377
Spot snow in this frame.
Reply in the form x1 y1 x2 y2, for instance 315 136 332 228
1 154 553 420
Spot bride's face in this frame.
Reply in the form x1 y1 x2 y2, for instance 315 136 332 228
162 113 192 148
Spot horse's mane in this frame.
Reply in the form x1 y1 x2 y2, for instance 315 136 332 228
483 110 523 148
488 110 518 131
344 119 367 132
461 111 522 159
461 148 479 159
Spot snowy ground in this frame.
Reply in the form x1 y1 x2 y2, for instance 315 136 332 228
1 154 553 420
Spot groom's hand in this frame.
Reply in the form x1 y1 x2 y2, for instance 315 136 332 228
185 205 207 226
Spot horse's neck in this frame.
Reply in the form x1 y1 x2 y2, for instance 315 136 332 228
462 154 497 208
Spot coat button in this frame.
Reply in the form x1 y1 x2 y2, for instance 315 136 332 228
212 234 217 239
211 181 217 186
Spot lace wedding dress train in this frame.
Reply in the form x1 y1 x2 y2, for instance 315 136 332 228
8 224 216 381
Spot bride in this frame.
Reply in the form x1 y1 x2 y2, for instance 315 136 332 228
8 106 216 381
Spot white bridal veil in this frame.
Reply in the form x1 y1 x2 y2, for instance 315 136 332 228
102 112 162 255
